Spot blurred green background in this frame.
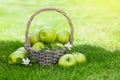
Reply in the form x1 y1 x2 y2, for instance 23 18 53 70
0 0 120 50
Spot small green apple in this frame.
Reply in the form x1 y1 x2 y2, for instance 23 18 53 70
29 30 40 45
58 54 76 67
32 42 45 51
50 42 64 50
39 27 56 43
72 52 86 64
56 30 70 44
8 47 27 64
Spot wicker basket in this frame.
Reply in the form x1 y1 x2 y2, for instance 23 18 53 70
24 8 74 65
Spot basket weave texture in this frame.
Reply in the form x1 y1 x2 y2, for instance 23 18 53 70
24 8 74 65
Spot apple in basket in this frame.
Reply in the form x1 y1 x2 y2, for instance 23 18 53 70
50 42 64 50
39 27 56 43
32 42 45 51
29 30 40 45
8 47 27 64
72 52 86 64
58 54 76 67
56 30 70 44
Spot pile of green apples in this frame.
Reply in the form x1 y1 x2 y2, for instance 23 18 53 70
8 26 87 67
29 26 70 51
8 26 70 64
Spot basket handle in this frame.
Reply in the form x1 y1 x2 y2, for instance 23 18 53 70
24 8 74 48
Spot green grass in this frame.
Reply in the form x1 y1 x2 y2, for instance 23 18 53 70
0 0 120 80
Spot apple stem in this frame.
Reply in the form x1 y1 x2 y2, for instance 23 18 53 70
67 57 70 61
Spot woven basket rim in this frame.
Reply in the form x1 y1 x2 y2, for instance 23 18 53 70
25 47 66 53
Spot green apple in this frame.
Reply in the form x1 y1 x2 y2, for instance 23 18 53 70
32 42 45 51
56 30 70 44
29 30 40 45
39 27 56 43
8 47 26 58
8 47 27 64
58 54 76 67
72 52 86 64
50 42 64 50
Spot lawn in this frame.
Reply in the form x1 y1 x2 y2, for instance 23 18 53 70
0 0 120 80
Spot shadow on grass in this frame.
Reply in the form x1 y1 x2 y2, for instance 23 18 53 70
0 40 119 65
72 44 120 63
0 40 24 63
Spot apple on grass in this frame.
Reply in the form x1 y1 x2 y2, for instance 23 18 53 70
29 30 40 45
39 27 56 44
32 42 45 51
58 54 76 67
56 30 70 44
72 52 86 64
8 47 27 64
